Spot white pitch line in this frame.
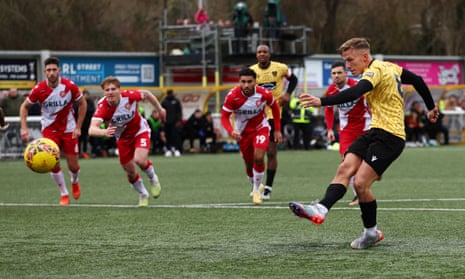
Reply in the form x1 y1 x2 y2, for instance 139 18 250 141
1 199 465 212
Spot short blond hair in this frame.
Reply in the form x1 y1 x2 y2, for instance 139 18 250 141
338 38 371 53
101 76 120 89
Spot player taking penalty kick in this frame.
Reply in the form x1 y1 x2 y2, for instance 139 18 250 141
289 38 438 249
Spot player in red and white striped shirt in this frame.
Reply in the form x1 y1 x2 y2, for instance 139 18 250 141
324 61 371 205
221 68 282 205
89 76 166 207
20 57 87 206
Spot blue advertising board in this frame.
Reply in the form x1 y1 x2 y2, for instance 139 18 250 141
323 60 361 87
59 57 159 87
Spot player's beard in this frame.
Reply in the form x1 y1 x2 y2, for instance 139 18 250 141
47 75 59 88
242 87 253 97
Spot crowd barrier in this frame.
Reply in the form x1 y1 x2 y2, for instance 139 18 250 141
0 117 42 159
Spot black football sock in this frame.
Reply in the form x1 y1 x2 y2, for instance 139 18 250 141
265 169 276 187
359 200 377 229
319 183 347 210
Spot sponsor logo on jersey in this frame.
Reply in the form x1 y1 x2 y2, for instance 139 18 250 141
112 111 135 124
43 99 68 109
236 108 262 115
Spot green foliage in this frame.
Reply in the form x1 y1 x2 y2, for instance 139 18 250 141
0 0 464 54
1 147 465 278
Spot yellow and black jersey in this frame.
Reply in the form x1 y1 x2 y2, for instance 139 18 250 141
361 60 405 139
250 61 291 118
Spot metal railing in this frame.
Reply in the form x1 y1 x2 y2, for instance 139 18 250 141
159 23 312 59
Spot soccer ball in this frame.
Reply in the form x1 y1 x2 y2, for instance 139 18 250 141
23 138 60 173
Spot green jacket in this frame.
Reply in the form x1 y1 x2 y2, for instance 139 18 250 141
289 97 314 124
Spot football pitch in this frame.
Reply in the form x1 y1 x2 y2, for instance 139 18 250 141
1 146 465 278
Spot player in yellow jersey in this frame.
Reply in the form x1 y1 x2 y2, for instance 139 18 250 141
289 38 439 249
250 44 297 200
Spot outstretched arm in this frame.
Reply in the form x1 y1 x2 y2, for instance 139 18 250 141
88 118 116 138
401 69 438 123
281 73 298 105
299 80 373 108
141 90 166 122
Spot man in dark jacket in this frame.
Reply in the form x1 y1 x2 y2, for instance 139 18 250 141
161 89 183 157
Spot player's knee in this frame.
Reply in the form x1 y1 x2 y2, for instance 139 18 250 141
133 157 146 168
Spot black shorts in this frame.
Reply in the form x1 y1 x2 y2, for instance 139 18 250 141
268 119 276 142
347 128 405 176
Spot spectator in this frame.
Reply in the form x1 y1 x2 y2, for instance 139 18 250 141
75 89 95 159
426 102 449 145
161 89 183 157
0 89 8 99
1 88 24 116
147 109 166 155
202 111 219 153
263 0 284 52
183 44 192 55
405 101 428 146
289 95 314 150
195 6 209 30
0 107 9 131
184 108 205 152
232 1 253 54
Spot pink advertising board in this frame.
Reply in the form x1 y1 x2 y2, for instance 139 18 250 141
394 61 463 86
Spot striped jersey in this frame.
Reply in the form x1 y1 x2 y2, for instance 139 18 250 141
324 78 371 133
93 90 150 140
27 77 82 134
222 86 276 135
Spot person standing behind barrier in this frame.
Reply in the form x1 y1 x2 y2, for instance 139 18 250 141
232 1 253 54
184 108 206 153
249 44 298 200
202 111 219 153
289 37 439 249
289 95 314 150
1 88 24 116
263 0 284 53
75 89 95 159
221 68 282 205
161 89 183 157
0 107 8 131
195 6 209 31
89 76 166 207
19 57 87 206
147 109 166 155
324 61 371 206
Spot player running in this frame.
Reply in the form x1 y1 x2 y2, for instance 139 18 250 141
89 76 166 207
20 57 87 206
221 68 282 205
249 44 297 200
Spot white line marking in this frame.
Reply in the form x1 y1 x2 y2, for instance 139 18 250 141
1 197 465 212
